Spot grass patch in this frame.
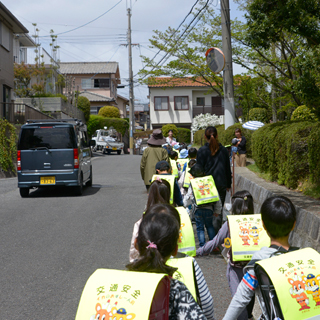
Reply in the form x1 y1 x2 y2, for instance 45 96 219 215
247 164 320 200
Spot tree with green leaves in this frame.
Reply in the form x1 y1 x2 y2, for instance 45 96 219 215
77 96 91 122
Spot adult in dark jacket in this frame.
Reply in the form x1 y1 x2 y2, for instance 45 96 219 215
196 126 232 207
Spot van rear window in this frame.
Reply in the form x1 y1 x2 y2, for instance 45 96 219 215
19 127 77 150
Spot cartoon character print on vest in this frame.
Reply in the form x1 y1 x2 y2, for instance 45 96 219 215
288 272 310 311
239 226 250 246
303 273 320 306
178 223 185 243
249 226 262 246
93 303 136 320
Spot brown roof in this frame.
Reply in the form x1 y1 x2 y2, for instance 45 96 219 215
148 77 214 88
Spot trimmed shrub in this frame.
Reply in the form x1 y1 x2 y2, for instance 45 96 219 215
177 127 191 144
252 120 320 189
249 108 269 123
98 106 120 118
162 124 178 137
0 119 17 172
77 96 91 122
193 129 205 146
291 105 318 121
87 115 129 137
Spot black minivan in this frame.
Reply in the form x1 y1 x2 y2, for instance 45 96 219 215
17 119 96 197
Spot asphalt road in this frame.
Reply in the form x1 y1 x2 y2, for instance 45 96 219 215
0 153 233 320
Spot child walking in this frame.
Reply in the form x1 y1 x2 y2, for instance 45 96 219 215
222 195 297 320
129 179 171 262
126 204 208 320
197 190 255 320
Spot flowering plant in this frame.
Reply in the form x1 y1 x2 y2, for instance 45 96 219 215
191 113 220 132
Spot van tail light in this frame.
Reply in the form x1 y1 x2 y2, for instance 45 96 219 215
73 148 79 169
17 150 21 171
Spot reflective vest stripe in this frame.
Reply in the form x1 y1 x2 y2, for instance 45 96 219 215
166 256 197 301
151 174 175 204
176 207 196 257
170 159 179 178
183 168 192 188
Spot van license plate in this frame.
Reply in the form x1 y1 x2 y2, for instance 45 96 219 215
112 147 117 150
40 176 55 185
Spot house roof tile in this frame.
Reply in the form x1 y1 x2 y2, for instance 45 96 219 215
59 62 119 75
79 91 115 102
148 77 215 88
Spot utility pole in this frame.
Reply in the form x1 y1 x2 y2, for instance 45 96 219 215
127 1 135 155
221 0 235 129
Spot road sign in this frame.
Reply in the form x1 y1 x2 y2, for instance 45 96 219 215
205 47 225 74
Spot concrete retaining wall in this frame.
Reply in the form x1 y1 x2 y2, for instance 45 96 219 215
234 168 320 252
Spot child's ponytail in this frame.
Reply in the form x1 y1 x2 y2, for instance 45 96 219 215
205 126 219 156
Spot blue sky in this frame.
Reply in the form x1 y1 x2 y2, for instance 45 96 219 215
5 0 245 103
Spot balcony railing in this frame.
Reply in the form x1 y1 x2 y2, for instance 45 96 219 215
193 105 224 117
0 102 54 124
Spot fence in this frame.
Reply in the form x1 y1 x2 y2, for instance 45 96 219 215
0 102 54 124
193 105 224 117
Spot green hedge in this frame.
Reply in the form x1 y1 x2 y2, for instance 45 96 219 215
193 129 205 146
177 127 191 144
162 124 178 137
252 120 320 188
87 115 129 137
0 119 17 172
249 107 269 123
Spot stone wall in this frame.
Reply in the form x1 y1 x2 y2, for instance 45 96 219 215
234 168 320 252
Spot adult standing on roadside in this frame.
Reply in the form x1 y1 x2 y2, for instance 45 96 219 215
166 129 177 146
140 129 170 191
196 126 231 207
234 128 247 167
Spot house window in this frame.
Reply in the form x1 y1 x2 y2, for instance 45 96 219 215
196 97 205 106
81 78 110 89
174 96 189 110
154 97 169 111
0 22 10 51
212 96 222 107
94 78 110 88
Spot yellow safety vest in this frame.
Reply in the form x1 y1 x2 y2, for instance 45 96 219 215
75 269 169 320
166 256 197 302
183 167 193 188
190 176 219 205
176 207 196 257
256 247 320 320
228 214 270 262
151 174 175 204
176 158 189 170
170 159 179 178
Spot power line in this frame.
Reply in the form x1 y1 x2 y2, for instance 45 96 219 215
39 0 124 37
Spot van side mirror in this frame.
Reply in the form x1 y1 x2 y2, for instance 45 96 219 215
89 139 96 147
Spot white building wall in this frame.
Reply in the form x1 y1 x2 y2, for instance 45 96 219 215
150 87 193 128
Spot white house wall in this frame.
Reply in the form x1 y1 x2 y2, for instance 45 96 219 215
149 87 223 128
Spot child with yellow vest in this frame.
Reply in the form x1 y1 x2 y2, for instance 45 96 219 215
126 204 209 320
222 196 298 320
183 164 222 248
197 190 255 320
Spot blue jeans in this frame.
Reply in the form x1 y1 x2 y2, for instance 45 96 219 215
195 208 216 247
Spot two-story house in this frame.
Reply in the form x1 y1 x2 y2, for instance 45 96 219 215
0 2 30 119
148 77 224 129
59 62 128 118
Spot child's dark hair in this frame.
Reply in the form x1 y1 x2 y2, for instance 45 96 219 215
188 147 197 158
126 204 180 276
188 159 197 168
156 161 170 172
261 195 296 239
146 180 171 212
179 143 188 151
189 163 205 178
169 151 178 160
205 126 219 156
231 190 254 215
